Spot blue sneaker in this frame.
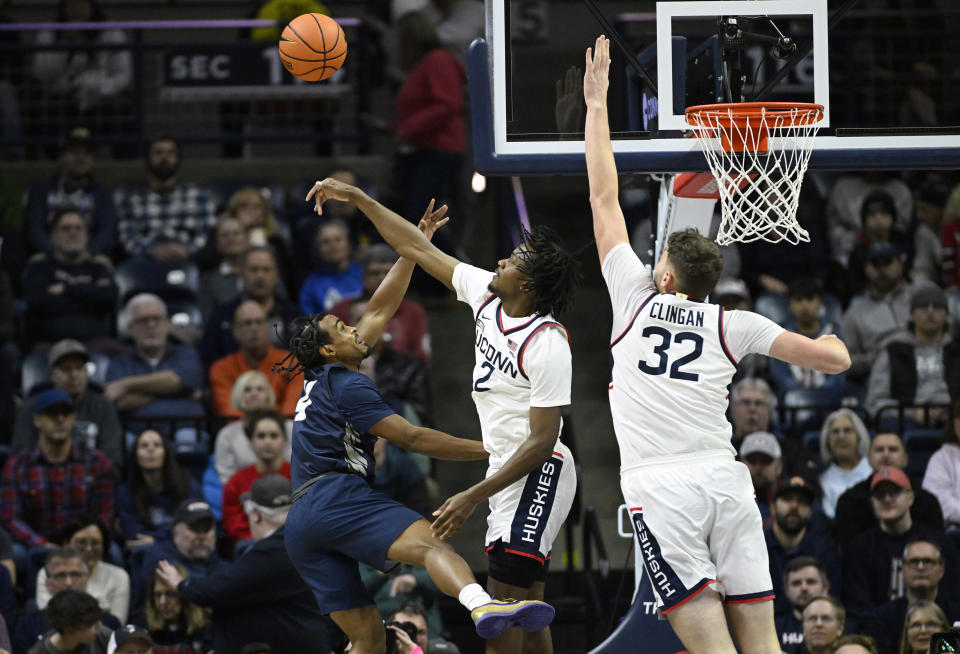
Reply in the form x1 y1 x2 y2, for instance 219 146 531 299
471 599 556 639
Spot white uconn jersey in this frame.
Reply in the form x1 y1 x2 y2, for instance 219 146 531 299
601 244 784 468
452 263 572 467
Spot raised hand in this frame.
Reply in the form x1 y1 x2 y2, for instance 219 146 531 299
417 198 450 241
305 177 359 215
584 35 611 109
555 65 584 133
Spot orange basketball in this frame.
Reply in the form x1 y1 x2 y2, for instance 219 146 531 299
278 13 347 82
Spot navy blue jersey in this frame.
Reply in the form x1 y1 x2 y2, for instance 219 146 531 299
290 364 396 487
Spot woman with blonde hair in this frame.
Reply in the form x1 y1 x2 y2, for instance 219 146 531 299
819 408 873 519
899 600 950 654
143 563 211 654
224 186 293 292
213 371 292 484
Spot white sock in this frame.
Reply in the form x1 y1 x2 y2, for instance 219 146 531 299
459 583 493 611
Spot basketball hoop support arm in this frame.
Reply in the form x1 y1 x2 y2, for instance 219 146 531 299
749 0 860 101
581 0 657 96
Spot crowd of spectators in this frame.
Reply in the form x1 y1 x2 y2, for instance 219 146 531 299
0 126 447 653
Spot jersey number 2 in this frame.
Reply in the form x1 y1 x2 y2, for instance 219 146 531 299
294 380 318 421
637 327 703 381
474 362 495 392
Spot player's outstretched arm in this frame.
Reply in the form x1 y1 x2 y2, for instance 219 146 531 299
356 200 449 346
306 178 461 288
430 405 561 540
369 414 488 461
769 332 851 375
584 35 630 264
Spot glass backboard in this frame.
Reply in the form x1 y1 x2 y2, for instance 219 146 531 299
470 0 960 174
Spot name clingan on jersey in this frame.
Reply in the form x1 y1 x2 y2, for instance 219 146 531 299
521 460 556 543
475 331 518 378
634 515 677 599
648 301 705 327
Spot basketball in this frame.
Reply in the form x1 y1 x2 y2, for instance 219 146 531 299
278 13 347 82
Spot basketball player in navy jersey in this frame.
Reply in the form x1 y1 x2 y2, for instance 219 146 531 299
583 36 850 654
306 178 581 654
278 205 556 654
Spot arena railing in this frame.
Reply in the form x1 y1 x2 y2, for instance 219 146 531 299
0 18 372 157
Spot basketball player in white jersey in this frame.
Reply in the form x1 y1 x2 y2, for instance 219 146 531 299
305 177 582 654
583 36 850 654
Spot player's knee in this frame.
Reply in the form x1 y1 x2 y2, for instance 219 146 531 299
488 540 546 590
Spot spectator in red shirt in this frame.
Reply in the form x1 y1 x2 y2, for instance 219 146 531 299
221 410 291 545
0 389 113 548
208 300 302 418
394 11 466 267
330 244 431 360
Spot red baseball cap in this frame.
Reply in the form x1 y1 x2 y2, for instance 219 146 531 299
870 466 912 492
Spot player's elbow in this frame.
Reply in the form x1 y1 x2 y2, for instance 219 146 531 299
589 189 618 209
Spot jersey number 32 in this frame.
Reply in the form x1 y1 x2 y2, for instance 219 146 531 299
637 326 703 381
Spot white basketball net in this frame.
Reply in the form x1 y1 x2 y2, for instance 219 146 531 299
686 105 823 246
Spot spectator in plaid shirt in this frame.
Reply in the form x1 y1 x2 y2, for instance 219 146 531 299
114 137 216 261
0 389 113 548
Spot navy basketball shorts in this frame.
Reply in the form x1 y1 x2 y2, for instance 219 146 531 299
484 443 576 581
284 472 422 614
620 453 774 614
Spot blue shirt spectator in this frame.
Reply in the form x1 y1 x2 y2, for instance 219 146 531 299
105 294 204 419
298 219 363 313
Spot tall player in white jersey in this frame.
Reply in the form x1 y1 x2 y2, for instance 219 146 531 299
305 177 581 654
583 36 851 654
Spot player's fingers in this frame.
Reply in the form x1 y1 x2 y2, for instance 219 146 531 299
432 203 448 219
556 78 563 101
585 47 592 68
305 182 318 201
436 217 450 228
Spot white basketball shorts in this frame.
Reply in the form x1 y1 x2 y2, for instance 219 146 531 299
621 452 773 613
484 442 576 563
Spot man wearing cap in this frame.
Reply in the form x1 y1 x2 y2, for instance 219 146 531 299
24 126 117 256
834 433 944 548
0 389 113 548
12 339 123 472
132 500 219 610
106 625 154 654
156 475 332 654
739 432 783 525
22 207 119 351
764 476 840 616
842 467 960 623
866 281 951 422
841 242 912 383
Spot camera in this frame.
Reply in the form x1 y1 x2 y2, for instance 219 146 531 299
384 620 420 654
930 628 960 653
